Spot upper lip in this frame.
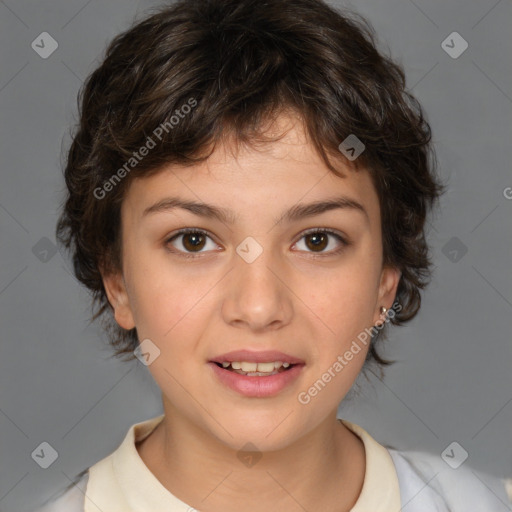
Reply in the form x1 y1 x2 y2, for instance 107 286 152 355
210 350 305 365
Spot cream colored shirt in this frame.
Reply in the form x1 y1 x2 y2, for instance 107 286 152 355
85 415 399 511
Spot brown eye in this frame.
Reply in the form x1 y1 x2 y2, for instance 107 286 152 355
304 232 329 252
294 229 348 255
166 229 218 257
182 232 206 251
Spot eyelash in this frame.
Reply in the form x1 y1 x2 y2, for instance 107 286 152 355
165 227 349 260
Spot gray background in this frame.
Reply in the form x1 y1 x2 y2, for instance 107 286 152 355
0 0 511 510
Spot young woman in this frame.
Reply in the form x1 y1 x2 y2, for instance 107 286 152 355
36 0 512 510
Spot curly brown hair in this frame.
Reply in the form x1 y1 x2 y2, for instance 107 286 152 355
56 0 445 369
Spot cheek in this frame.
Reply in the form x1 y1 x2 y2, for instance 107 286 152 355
305 266 377 328
297 259 380 366
125 256 216 342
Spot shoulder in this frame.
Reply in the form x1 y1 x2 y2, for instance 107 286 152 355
30 470 89 512
388 448 512 511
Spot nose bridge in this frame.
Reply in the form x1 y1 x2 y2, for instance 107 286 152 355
222 236 292 329
236 239 279 290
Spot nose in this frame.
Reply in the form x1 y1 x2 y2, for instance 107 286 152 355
221 245 294 332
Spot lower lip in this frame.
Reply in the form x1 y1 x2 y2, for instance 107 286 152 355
208 362 304 398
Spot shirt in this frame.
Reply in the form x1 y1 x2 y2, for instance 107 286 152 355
32 414 512 512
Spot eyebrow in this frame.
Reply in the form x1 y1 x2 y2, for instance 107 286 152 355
142 195 368 225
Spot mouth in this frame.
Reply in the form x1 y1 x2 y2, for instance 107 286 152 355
207 360 305 397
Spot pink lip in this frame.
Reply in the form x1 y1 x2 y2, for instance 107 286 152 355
209 349 305 365
208 362 304 398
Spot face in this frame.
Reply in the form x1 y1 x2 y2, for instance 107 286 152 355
103 113 400 451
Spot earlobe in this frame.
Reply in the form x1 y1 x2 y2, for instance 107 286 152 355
102 272 136 330
375 266 402 323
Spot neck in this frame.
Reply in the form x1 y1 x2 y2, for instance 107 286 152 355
136 406 366 512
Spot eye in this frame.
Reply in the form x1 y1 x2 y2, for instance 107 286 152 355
165 228 219 258
293 228 348 255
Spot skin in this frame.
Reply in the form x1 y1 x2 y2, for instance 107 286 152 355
102 112 401 512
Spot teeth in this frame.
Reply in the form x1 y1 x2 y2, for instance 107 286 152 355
219 361 293 373
257 362 276 372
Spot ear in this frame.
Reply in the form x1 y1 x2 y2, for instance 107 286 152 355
373 266 402 325
102 271 136 330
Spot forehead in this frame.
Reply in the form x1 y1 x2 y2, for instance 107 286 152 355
122 114 380 225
